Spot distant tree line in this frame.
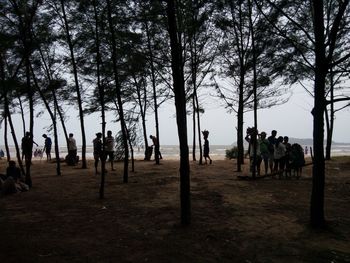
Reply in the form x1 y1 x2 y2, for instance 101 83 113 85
1 0 350 227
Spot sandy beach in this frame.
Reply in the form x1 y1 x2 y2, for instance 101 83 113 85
0 156 349 262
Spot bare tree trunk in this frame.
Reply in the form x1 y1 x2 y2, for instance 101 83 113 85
248 0 257 179
310 0 326 228
4 95 25 175
325 70 334 160
192 95 197 161
145 21 161 165
60 0 87 169
30 64 61 176
4 115 10 162
18 97 26 137
106 0 129 183
166 0 191 226
195 93 203 165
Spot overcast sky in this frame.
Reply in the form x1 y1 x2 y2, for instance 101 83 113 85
1 85 349 147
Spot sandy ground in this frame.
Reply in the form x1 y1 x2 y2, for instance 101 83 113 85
0 156 350 263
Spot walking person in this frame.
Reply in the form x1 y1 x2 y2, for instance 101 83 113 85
42 134 52 162
105 130 115 171
202 130 212 164
93 133 103 174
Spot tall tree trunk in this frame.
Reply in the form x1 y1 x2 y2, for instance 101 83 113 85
248 0 257 179
60 0 87 169
192 94 196 161
236 70 245 172
195 92 203 165
4 95 25 175
145 21 161 165
92 0 107 198
135 76 149 159
30 64 61 176
310 0 326 228
106 0 129 183
18 97 26 137
4 115 10 162
325 70 334 160
38 47 70 150
25 58 34 188
166 0 191 226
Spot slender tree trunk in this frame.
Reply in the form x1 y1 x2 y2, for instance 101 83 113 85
248 0 258 179
4 95 25 175
166 0 191 226
134 75 149 159
4 115 10 162
30 64 61 176
310 0 326 228
18 97 26 137
236 72 245 172
106 0 129 183
37 46 70 150
26 58 34 188
192 95 196 161
92 0 107 198
195 93 203 165
325 70 334 160
60 0 87 169
145 21 161 165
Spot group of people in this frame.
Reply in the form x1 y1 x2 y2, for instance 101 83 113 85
0 160 29 196
92 131 115 174
20 132 52 162
245 128 305 177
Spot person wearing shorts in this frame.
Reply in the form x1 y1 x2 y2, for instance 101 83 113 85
105 130 115 171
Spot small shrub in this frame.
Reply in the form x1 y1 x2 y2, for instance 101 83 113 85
226 146 238 159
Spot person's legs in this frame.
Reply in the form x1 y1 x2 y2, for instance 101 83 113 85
109 152 115 171
94 154 99 174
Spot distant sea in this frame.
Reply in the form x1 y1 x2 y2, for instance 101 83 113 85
1 143 350 160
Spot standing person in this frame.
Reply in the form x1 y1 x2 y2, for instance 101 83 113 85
67 133 77 165
150 135 162 160
267 130 277 173
202 130 212 164
0 149 4 159
105 130 115 171
245 127 261 175
21 132 38 162
274 136 286 177
42 134 52 162
259 132 270 175
93 133 103 174
283 136 292 177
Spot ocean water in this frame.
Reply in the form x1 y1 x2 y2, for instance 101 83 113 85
1 144 350 160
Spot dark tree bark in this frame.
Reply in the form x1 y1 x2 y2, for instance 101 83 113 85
60 0 88 169
30 64 61 176
166 0 191 226
144 19 161 165
106 0 129 183
310 0 326 228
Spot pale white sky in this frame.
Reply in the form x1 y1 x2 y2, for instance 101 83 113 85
1 85 349 147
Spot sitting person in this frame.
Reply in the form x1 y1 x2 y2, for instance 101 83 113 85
0 161 29 195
